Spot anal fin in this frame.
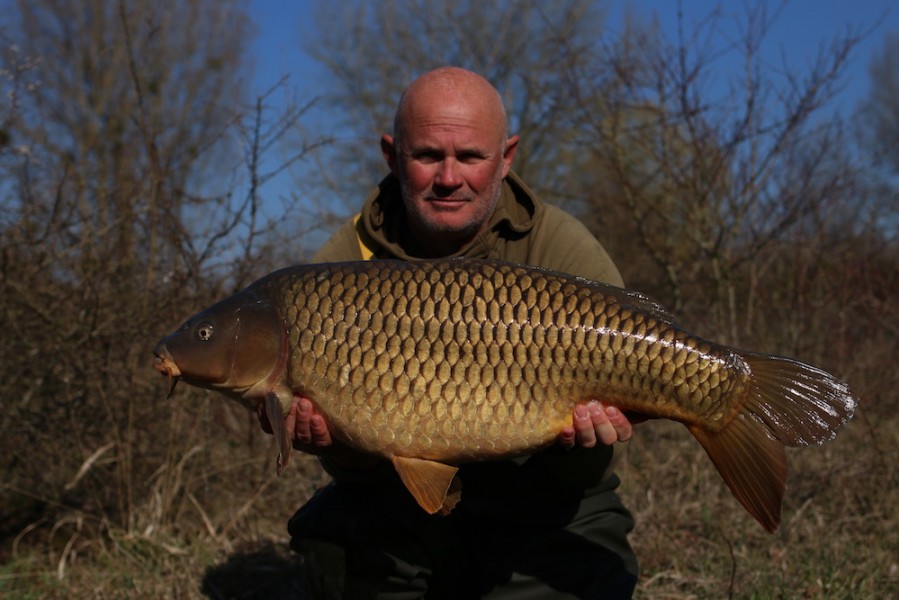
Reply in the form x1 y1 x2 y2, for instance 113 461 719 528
436 475 463 516
392 456 460 515
689 412 786 532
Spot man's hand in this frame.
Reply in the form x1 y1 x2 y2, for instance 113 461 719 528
257 394 382 470
289 396 333 450
257 395 332 453
557 401 635 449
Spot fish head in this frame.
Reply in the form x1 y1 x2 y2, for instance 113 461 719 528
153 289 286 402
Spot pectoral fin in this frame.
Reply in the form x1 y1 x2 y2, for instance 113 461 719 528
392 456 460 515
265 390 297 475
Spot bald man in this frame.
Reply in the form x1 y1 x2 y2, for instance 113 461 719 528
266 67 639 598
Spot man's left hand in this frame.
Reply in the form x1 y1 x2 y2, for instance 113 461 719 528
557 401 635 449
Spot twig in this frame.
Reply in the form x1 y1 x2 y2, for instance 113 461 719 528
64 442 115 491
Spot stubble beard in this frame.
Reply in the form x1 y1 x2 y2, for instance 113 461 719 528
400 166 506 248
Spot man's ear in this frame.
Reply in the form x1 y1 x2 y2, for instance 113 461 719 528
381 134 398 174
501 134 520 177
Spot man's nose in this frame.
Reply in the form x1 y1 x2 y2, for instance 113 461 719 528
435 159 462 188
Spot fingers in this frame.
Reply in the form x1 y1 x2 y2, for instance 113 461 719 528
308 412 333 447
292 396 333 449
603 404 633 442
259 395 334 451
571 401 633 448
557 425 577 450
293 396 314 445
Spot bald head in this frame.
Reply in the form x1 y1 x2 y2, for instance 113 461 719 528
380 67 519 257
393 67 509 145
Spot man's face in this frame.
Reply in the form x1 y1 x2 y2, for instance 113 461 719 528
382 94 518 256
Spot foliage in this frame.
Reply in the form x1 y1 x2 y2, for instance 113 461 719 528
857 30 899 175
0 0 322 562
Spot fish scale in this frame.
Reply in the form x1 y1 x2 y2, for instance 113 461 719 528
153 258 856 531
262 260 742 459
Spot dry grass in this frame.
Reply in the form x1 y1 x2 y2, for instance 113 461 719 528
621 410 898 599
3 249 897 598
2 391 895 599
0 390 330 599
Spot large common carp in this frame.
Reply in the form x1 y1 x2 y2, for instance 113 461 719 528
153 259 856 531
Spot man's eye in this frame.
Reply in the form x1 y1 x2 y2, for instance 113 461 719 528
458 153 484 164
414 152 442 164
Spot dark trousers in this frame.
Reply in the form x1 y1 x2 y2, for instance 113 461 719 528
288 473 638 599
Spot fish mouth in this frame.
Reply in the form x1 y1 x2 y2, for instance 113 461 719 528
153 352 182 398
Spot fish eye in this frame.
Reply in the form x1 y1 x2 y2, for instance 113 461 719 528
195 322 214 341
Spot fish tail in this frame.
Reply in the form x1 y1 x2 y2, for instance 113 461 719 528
688 353 856 532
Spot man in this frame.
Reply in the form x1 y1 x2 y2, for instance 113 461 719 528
262 67 639 598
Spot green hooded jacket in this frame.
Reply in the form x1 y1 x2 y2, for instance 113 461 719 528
314 171 623 287
312 171 630 510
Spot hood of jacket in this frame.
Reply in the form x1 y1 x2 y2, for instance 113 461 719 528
358 171 544 261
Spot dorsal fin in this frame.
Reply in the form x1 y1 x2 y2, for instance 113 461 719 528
611 287 677 323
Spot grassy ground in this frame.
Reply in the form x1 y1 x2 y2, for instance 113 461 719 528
0 370 899 599
622 415 898 599
2 396 895 599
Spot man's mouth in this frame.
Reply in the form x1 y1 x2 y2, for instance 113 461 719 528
428 197 469 209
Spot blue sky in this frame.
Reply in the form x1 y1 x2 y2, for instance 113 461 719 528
249 0 897 116
244 0 897 240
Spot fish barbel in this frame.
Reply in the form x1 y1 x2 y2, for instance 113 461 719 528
152 259 856 531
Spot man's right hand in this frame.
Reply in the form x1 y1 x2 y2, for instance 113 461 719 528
256 395 332 453
257 395 382 469
289 396 334 450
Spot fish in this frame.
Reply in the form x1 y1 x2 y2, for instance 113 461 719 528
152 258 856 531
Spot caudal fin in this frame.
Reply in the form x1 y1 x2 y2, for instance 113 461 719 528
689 353 856 532
740 354 857 446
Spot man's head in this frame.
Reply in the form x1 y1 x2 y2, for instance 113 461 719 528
381 67 519 257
